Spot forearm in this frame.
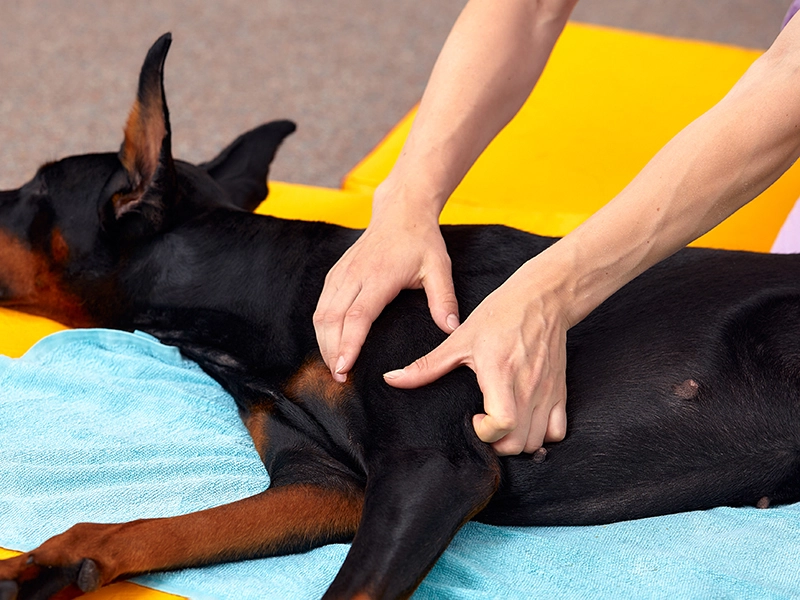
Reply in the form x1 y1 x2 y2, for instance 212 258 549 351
374 0 579 224
525 20 800 326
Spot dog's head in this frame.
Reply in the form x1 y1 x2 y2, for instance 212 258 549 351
0 33 295 326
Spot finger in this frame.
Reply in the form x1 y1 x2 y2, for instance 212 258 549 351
336 285 400 376
383 338 465 389
521 403 551 454
520 369 565 451
490 377 536 455
313 278 362 375
422 259 460 334
544 394 567 443
473 371 518 445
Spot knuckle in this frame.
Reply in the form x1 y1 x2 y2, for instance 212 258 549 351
495 437 526 456
412 354 432 372
440 291 458 309
322 309 345 326
491 413 517 433
344 303 367 321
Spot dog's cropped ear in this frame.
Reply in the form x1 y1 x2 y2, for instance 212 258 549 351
113 33 177 238
199 120 296 212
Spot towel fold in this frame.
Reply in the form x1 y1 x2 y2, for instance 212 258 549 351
1 329 799 599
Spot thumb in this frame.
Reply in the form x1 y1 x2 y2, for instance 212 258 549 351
423 261 460 334
383 339 464 389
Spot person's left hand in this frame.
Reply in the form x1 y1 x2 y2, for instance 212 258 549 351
383 262 569 455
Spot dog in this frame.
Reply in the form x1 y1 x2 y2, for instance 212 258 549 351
1 32 800 600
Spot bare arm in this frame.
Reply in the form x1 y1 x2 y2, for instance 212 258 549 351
543 17 800 327
388 15 800 452
314 0 579 380
379 0 580 217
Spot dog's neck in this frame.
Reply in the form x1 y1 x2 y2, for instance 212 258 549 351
117 210 358 368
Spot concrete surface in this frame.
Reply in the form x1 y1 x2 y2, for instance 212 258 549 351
0 1 791 190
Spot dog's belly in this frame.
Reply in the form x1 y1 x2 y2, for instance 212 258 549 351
475 253 800 527
479 364 800 526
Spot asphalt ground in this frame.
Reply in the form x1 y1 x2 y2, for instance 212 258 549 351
0 1 791 191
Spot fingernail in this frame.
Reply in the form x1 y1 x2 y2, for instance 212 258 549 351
446 313 460 331
383 369 404 380
335 356 346 374
333 371 347 383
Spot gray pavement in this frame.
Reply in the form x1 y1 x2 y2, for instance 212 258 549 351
0 1 791 190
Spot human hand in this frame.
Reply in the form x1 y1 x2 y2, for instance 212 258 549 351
313 192 459 382
382 262 569 455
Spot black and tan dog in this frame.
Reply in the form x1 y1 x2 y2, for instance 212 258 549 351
2 33 800 600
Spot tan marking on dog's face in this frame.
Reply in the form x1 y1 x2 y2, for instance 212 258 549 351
49 228 70 266
0 229 92 327
285 359 354 408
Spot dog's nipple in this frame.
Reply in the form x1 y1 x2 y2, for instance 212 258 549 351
757 496 770 509
673 378 699 400
532 447 548 464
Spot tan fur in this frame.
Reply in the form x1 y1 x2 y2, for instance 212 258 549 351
116 96 167 214
4 485 363 587
285 358 355 408
0 229 91 327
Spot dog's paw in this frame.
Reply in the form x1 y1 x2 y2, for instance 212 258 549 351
0 553 100 600
0 523 113 600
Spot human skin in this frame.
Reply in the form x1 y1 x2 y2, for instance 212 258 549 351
314 0 800 455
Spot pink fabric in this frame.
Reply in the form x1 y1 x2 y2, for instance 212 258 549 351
784 0 800 28
770 3 800 253
771 199 800 253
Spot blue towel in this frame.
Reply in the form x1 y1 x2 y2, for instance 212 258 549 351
1 329 799 599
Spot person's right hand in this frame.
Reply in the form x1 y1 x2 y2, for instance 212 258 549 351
313 191 460 382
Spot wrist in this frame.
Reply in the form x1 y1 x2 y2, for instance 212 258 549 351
513 251 579 328
371 175 447 230
514 235 620 330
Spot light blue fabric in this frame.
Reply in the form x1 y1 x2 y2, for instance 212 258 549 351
1 329 800 599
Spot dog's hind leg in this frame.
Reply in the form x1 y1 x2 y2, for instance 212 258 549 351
0 481 362 600
323 448 500 600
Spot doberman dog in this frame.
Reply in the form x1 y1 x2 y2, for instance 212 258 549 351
2 32 800 600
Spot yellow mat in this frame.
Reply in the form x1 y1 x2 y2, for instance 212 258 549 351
3 21 797 599
342 23 800 251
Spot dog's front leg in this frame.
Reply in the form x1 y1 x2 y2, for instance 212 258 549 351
0 482 362 600
322 448 500 600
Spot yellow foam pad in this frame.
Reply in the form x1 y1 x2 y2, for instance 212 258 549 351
256 181 372 227
0 309 67 359
343 22 799 252
0 549 183 599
